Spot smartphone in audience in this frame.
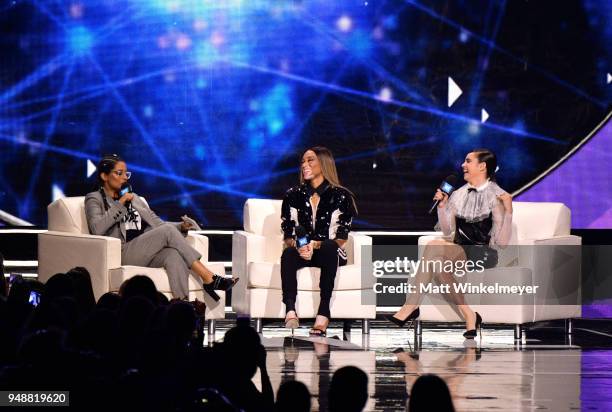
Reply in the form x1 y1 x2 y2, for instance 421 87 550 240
9 273 23 285
28 290 41 307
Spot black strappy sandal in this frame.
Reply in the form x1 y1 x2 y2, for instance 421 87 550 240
309 327 327 337
309 315 329 337
203 274 239 302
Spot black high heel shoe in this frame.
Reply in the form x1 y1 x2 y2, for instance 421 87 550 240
385 308 420 328
463 312 483 339
203 274 239 302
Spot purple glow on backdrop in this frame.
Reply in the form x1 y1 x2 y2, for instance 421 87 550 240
582 351 612 410
517 119 612 229
518 119 612 318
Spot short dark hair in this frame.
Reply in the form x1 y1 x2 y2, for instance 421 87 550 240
472 148 497 181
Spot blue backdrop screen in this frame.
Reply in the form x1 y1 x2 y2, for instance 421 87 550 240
1 0 610 228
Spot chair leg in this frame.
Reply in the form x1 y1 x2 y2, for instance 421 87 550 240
414 319 422 341
207 319 216 336
255 318 263 333
565 318 573 335
514 324 522 341
362 319 370 335
414 320 422 350
343 320 352 334
361 333 370 350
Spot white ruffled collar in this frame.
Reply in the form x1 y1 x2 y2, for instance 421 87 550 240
466 179 490 192
450 180 504 223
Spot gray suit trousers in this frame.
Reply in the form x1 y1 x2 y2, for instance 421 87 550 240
121 223 201 299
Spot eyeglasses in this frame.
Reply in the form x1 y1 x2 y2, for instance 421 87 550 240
112 170 132 179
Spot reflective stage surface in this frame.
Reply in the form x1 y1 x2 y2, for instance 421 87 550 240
207 319 612 411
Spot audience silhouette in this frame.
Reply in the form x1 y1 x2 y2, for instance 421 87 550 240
1 266 461 411
329 365 369 412
0 268 278 411
408 374 455 412
275 380 311 412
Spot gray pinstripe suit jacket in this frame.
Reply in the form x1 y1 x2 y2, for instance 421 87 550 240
84 190 180 245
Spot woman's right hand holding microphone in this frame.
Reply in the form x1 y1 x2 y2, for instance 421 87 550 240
433 189 449 209
118 192 134 205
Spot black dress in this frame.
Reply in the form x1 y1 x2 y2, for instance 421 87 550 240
454 213 498 268
437 181 513 268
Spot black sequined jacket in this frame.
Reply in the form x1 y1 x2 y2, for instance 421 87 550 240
281 180 356 241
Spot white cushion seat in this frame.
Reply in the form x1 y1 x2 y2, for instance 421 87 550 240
417 201 582 336
38 196 226 324
232 198 376 327
247 262 369 291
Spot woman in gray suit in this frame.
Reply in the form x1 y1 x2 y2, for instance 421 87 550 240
85 154 237 301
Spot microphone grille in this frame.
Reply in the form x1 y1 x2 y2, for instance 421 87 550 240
445 174 458 186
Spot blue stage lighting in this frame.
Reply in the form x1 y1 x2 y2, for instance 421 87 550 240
0 0 609 229
67 26 93 55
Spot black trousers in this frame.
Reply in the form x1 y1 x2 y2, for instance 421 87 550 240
280 239 346 318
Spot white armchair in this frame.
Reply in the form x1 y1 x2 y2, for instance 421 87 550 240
37 197 226 331
232 199 376 333
417 202 582 339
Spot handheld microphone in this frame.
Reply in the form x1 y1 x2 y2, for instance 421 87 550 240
120 183 133 207
295 226 310 248
428 174 458 214
119 183 132 197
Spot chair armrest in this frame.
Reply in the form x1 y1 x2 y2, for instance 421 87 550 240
417 234 447 259
186 232 209 261
347 233 372 265
417 234 444 247
518 236 582 309
515 235 582 272
530 235 582 246
231 231 267 315
38 231 122 301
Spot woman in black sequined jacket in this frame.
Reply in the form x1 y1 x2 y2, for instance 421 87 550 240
280 146 357 336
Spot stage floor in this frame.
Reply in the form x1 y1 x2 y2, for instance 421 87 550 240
205 319 612 411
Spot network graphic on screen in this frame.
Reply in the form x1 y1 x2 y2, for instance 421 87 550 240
0 0 610 228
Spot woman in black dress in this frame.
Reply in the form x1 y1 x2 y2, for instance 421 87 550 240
387 149 513 338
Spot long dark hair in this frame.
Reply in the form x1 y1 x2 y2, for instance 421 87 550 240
95 153 124 211
472 148 497 181
299 146 358 214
